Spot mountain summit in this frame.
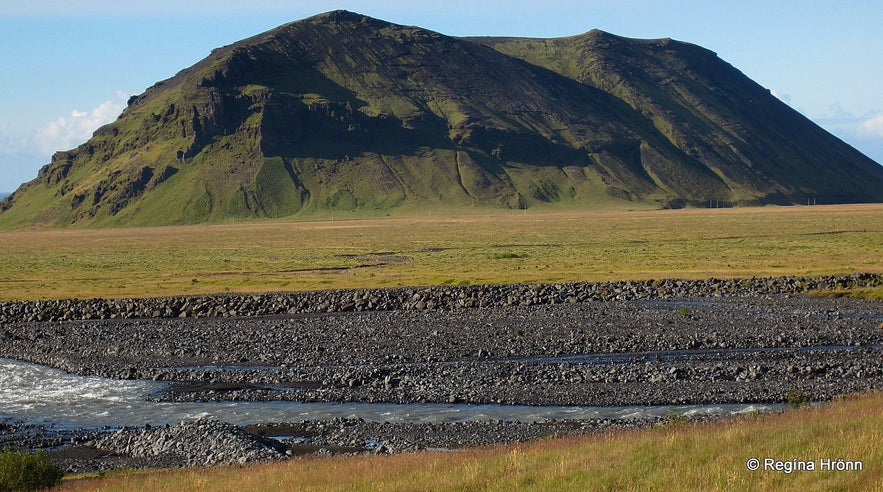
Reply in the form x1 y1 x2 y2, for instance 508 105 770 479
3 11 881 226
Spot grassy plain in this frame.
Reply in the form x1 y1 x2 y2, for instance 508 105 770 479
0 204 880 301
7 204 880 490
58 391 882 491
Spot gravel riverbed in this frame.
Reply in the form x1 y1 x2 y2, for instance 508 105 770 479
1 274 881 472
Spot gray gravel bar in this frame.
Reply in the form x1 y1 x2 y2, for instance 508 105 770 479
1 274 881 472
1 273 879 323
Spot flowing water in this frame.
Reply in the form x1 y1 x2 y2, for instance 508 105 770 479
1 358 781 430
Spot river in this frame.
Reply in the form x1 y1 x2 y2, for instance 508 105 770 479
1 358 781 429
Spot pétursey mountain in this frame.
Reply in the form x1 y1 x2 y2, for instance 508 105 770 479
3 11 882 226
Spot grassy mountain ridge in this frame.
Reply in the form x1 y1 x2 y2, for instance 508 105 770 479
2 10 881 227
473 33 883 204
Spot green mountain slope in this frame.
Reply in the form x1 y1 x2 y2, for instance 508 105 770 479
2 10 881 227
472 32 883 205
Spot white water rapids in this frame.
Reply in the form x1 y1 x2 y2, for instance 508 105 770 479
1 358 780 429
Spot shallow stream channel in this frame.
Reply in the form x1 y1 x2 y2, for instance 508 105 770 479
1 357 779 430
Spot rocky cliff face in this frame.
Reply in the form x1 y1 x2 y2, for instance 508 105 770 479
2 10 881 227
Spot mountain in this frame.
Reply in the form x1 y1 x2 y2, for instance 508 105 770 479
2 10 881 227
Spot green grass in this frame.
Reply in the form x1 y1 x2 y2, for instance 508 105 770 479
0 204 880 300
0 450 64 491
810 287 883 301
57 391 883 491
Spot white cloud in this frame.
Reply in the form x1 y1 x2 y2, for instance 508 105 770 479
0 124 25 154
811 107 883 165
32 91 131 155
0 125 45 191
826 103 854 119
857 112 883 138
770 89 792 105
0 91 133 190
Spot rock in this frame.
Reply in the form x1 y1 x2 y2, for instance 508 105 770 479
0 274 879 322
91 418 284 467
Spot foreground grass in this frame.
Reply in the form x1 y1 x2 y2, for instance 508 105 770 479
0 204 880 300
57 392 882 491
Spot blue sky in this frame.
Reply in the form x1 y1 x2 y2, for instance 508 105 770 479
1 0 882 192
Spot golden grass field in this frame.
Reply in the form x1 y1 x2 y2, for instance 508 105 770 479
57 392 882 491
0 204 880 301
